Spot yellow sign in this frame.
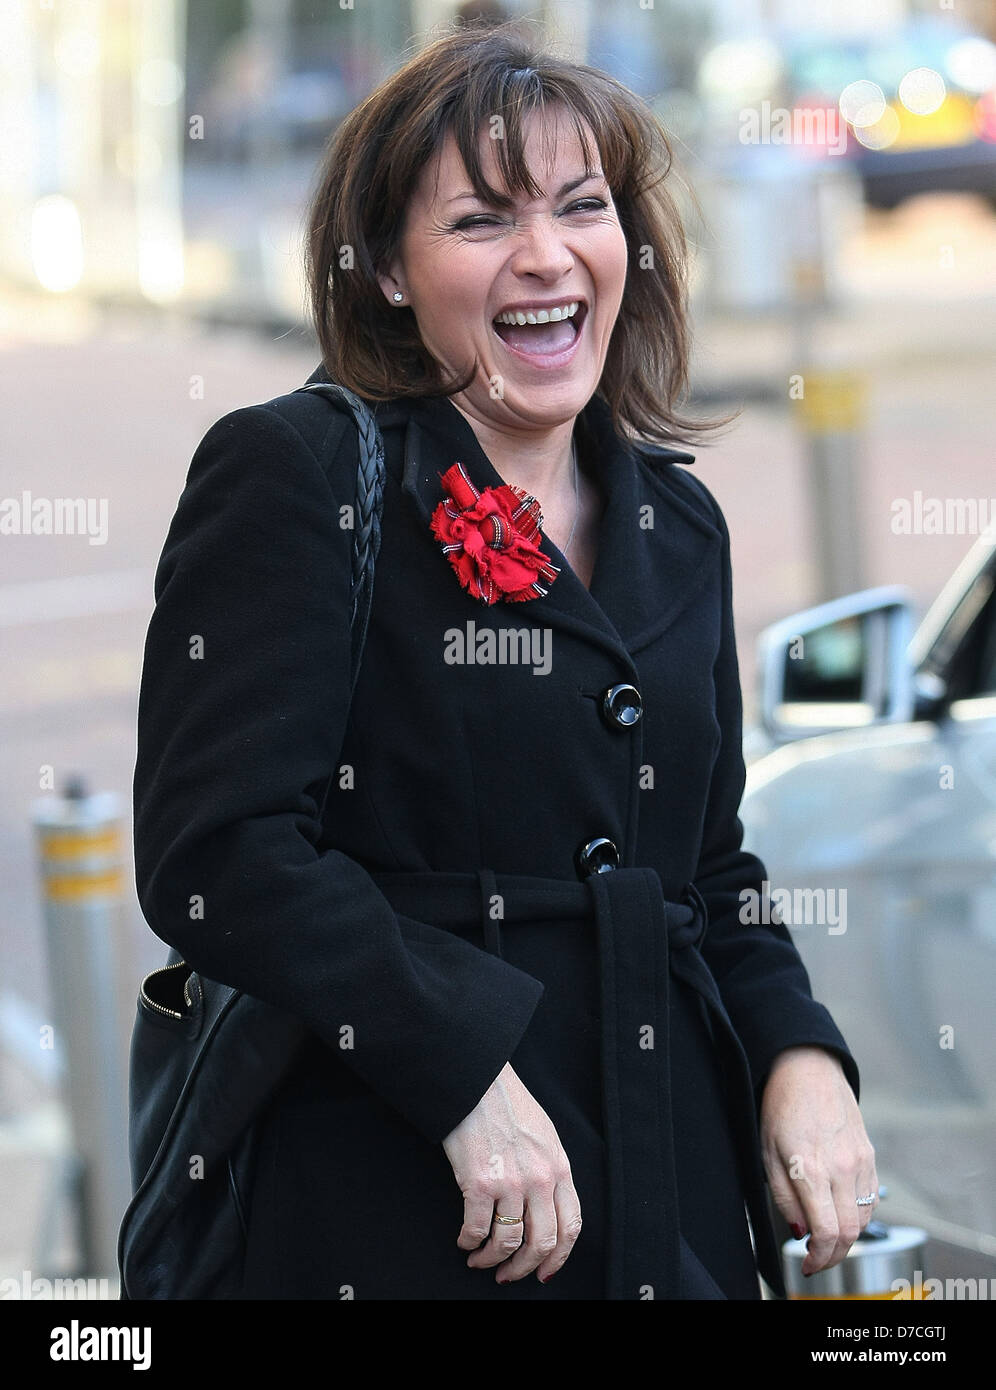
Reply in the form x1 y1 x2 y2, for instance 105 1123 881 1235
797 370 867 434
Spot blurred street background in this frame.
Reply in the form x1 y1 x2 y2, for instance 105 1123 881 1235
1 0 995 1297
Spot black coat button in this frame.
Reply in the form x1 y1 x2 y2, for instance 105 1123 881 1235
601 683 643 729
575 837 620 878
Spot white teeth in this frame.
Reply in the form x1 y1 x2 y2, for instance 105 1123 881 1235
494 301 580 326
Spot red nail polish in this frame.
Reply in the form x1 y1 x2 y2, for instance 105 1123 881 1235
539 1273 554 1284
790 1223 806 1240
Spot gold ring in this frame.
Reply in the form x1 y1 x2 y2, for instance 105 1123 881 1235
494 1213 524 1225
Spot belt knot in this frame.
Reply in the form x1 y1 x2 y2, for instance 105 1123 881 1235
671 880 709 952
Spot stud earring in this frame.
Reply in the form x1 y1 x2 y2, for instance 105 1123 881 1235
393 291 404 302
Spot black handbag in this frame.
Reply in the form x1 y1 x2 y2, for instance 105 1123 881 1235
117 381 386 1300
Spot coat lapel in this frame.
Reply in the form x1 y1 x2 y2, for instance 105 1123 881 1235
303 364 722 663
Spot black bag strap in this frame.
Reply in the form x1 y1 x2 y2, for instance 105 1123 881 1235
292 381 386 698
119 383 389 1298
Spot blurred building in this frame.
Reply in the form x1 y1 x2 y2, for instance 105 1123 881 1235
5 0 993 325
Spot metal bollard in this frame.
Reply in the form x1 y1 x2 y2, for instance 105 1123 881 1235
32 775 132 1279
784 1222 929 1299
796 366 868 603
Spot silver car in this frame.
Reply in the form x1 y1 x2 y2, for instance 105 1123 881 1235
741 528 996 1283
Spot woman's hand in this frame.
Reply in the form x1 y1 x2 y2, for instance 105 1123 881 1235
441 1062 582 1285
760 1045 879 1277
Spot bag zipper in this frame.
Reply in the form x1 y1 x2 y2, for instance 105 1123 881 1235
140 961 193 1021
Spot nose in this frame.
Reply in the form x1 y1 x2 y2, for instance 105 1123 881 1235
507 211 575 281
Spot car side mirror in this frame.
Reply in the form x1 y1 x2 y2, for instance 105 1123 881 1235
758 586 915 743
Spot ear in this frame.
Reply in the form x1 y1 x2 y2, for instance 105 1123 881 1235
376 260 405 307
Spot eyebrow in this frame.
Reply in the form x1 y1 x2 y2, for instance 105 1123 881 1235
445 170 606 205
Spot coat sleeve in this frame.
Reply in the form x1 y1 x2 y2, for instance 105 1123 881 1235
682 473 860 1112
133 402 544 1146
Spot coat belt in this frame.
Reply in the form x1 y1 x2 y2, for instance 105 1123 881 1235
368 865 782 1300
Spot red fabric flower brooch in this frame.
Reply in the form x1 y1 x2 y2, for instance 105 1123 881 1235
430 461 561 605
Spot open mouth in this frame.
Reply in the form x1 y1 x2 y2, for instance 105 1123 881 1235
491 302 587 360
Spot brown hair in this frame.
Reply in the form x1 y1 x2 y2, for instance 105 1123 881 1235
305 19 724 447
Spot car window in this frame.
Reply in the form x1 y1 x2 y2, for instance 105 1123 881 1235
941 574 996 702
974 591 996 695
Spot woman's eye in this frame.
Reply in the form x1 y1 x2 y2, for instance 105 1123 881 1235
453 198 608 231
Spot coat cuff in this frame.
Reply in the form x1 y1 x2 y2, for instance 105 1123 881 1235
738 1015 862 1116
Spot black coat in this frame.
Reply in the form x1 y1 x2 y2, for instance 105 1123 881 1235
132 361 859 1300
